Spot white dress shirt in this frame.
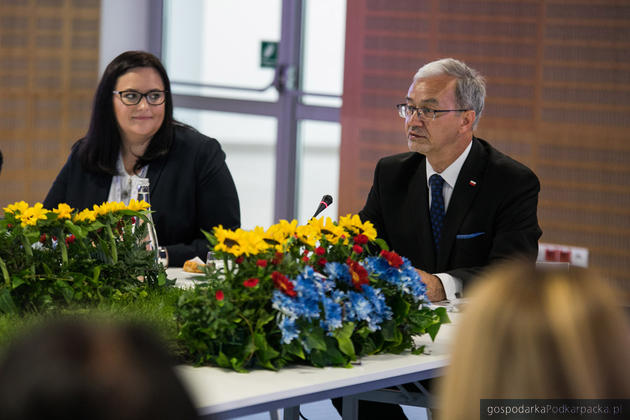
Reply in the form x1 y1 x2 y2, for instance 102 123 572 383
107 153 149 205
425 140 473 300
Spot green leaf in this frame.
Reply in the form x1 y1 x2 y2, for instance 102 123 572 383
303 326 327 352
374 238 389 251
0 287 17 314
285 339 305 360
427 323 441 341
332 322 356 359
380 319 396 341
215 352 230 368
411 345 425 355
434 306 450 324
255 312 275 330
254 332 280 362
11 276 25 290
157 271 166 286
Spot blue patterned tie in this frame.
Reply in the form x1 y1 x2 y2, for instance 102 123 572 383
429 174 445 251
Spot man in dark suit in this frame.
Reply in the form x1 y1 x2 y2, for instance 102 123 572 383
336 58 541 419
360 58 541 302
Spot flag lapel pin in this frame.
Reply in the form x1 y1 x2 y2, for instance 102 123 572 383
469 180 477 187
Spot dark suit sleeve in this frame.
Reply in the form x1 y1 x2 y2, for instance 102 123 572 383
43 154 72 209
358 159 391 247
448 167 541 283
165 136 240 266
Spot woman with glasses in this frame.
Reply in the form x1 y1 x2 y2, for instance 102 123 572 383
43 51 240 267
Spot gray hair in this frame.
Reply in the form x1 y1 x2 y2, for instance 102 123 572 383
413 58 486 129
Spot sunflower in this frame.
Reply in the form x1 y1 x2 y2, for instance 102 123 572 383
17 203 49 227
338 214 377 241
126 199 151 212
52 203 74 220
3 201 29 215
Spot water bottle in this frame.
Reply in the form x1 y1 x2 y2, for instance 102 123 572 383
137 178 167 267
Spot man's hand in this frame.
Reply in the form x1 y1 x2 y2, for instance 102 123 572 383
415 268 447 302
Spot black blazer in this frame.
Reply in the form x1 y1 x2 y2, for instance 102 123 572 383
359 137 541 286
43 125 241 267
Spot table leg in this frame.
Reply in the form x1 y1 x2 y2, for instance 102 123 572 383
283 406 300 420
341 395 358 420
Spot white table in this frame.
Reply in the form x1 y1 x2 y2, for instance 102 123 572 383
168 268 456 419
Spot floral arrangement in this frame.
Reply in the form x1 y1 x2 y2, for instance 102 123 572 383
176 215 449 372
0 201 168 313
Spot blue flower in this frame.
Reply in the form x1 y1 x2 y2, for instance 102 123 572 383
364 256 428 302
324 262 351 285
320 297 343 333
278 316 299 344
362 285 392 322
346 291 371 322
272 290 303 318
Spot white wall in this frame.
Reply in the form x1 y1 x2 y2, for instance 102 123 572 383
99 0 155 74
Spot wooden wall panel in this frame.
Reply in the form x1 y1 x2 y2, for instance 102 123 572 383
340 0 630 295
0 0 99 207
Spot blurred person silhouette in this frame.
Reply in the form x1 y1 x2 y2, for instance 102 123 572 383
43 50 240 267
438 262 630 420
0 318 198 420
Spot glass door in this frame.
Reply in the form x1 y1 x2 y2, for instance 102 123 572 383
161 0 345 228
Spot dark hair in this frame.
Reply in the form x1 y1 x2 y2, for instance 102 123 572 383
0 318 198 420
78 51 175 175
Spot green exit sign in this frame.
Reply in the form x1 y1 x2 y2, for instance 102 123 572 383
260 41 278 68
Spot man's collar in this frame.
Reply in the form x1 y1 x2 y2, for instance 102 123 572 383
426 140 473 188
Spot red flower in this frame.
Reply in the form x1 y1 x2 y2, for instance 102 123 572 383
380 250 403 268
318 258 327 266
52 235 57 241
243 277 259 288
215 290 224 301
256 259 268 268
301 256 309 262
352 244 363 254
65 234 76 245
353 234 369 245
39 234 47 243
314 246 326 256
131 216 137 224
271 252 284 265
235 256 244 264
272 271 297 297
7 224 12 229
347 259 369 291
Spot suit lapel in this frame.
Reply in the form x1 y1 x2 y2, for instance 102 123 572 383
406 157 436 272
146 153 169 196
436 138 487 271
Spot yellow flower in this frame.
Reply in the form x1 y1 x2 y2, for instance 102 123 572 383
127 199 150 212
17 203 49 227
214 226 270 257
295 224 318 248
74 208 97 223
264 220 298 251
338 214 377 241
3 201 29 214
307 216 348 245
53 203 74 220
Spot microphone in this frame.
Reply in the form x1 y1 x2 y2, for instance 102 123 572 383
312 195 333 218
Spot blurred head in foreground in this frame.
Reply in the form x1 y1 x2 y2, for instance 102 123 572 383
439 263 630 420
0 319 197 420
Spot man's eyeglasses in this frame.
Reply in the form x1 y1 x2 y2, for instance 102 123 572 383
396 104 469 121
113 90 167 106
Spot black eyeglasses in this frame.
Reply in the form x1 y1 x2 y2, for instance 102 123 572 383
113 90 168 106
396 104 469 121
